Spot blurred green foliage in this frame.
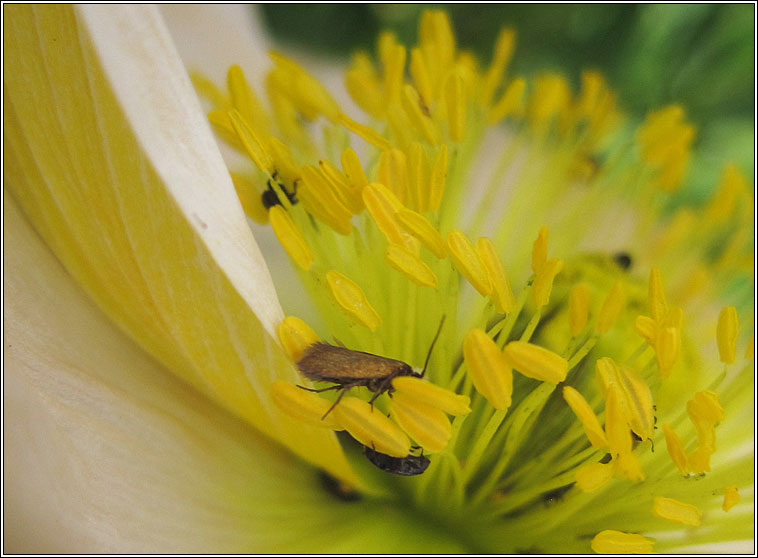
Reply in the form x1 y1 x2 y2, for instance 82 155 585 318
261 4 754 198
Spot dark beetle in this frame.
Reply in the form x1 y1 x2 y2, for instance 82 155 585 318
363 446 430 476
296 317 445 418
262 173 298 210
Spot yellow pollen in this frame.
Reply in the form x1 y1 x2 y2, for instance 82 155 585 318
655 326 680 377
392 376 472 416
447 230 493 296
277 316 320 362
463 329 513 411
385 244 438 288
590 530 655 554
230 172 268 224
332 397 411 458
388 392 452 453
717 305 739 364
429 145 449 212
401 84 440 145
531 226 549 274
270 381 343 430
575 461 614 492
363 183 419 253
596 281 626 334
634 315 656 345
532 258 563 309
562 386 608 449
269 206 314 271
228 109 275 175
648 267 668 322
378 149 410 204
227 65 269 137
480 28 516 109
723 486 740 512
488 77 526 124
662 424 689 476
652 496 702 526
445 72 467 142
569 284 590 336
339 113 393 152
503 341 569 384
397 209 447 259
476 237 516 314
325 270 382 331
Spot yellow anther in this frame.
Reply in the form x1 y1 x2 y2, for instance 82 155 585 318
662 424 689 476
488 77 526 124
481 28 516 108
345 52 384 119
388 392 451 454
269 206 314 271
397 209 447 259
228 109 275 175
575 462 614 493
385 244 438 288
562 386 608 449
227 65 269 136
476 238 516 314
383 42 406 108
531 226 549 274
299 165 353 235
266 80 310 148
267 137 301 186
723 486 740 512
661 306 684 329
590 530 655 554
528 73 571 134
634 315 656 344
569 284 590 336
401 84 440 145
410 47 434 106
325 270 382 331
615 452 645 482
463 329 513 411
277 316 320 362
392 376 471 416
447 230 493 296
576 71 604 120
595 357 655 441
190 71 231 110
655 326 680 378
445 72 467 142
648 267 668 322
339 113 393 152
503 341 569 384
429 145 449 212
270 381 343 430
688 446 713 474
407 142 430 211
230 172 268 224
652 497 702 527
341 147 369 192
419 10 456 71
319 159 362 214
717 305 739 364
688 390 724 425
604 385 631 456
269 52 340 121
378 149 410 204
705 164 746 223
332 397 411 458
207 109 245 151
363 183 419 253
532 258 564 309
596 281 626 334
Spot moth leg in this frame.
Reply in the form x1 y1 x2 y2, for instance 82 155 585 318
321 383 359 420
297 384 342 394
367 375 396 408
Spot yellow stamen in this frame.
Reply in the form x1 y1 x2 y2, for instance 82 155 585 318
688 390 725 424
532 258 564 309
661 305 683 329
655 326 680 378
299 165 353 235
652 497 702 527
596 281 626 334
717 305 739 364
615 452 645 482
447 230 493 296
190 71 231 110
228 109 274 175
385 244 438 288
392 376 471 416
388 392 452 453
407 142 430 211
325 270 382 331
480 28 516 108
319 159 362 214
382 42 406 108
227 65 269 136
531 226 549 274
419 10 456 76
363 183 419 253
269 206 314 271
401 84 440 145
569 284 590 336
429 145 449 212
590 530 655 554
463 329 514 411
575 462 614 492
562 386 608 449
476 237 516 314
397 209 446 260
333 397 411 457
604 385 631 456
648 267 668 322
503 341 569 384
410 47 433 106
528 73 571 135
662 424 689 476
207 109 245 152
341 147 369 192
705 164 746 223
723 485 740 512
345 52 384 119
445 72 466 142
378 149 410 204
339 113 393 152
270 381 343 430
277 316 320 362
269 51 340 121
488 77 526 124
634 315 656 345
267 137 302 186
230 172 268 224
595 357 655 441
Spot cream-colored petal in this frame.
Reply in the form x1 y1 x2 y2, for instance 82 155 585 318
3 196 463 553
3 5 353 481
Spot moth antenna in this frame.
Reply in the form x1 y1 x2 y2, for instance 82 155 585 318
420 315 446 378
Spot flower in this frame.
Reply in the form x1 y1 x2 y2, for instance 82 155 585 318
4 5 754 554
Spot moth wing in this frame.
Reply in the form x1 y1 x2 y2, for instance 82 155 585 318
297 343 408 381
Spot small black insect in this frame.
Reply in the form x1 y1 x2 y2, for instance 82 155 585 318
296 317 445 418
613 251 633 271
363 446 430 476
262 173 298 210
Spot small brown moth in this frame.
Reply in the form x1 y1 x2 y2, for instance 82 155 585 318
296 316 446 419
